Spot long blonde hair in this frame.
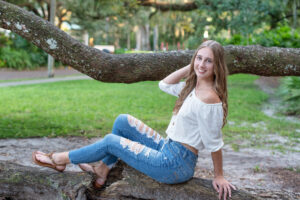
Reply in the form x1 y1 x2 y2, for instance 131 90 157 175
173 40 228 128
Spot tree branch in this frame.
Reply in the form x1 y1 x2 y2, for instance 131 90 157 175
138 0 198 12
0 0 299 84
271 12 300 24
18 3 42 18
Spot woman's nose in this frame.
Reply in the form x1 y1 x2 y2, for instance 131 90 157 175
199 60 205 68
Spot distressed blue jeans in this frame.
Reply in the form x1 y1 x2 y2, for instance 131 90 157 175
69 114 198 184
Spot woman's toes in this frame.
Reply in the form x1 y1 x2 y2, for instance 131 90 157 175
36 151 45 155
36 154 51 164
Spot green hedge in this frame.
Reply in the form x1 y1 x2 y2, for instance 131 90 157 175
277 77 300 116
221 25 300 48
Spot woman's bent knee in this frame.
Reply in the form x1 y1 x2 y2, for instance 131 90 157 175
116 114 128 121
102 133 118 144
113 114 129 127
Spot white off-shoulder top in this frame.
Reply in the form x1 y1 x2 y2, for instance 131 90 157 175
159 80 224 152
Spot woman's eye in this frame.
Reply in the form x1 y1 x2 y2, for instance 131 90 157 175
207 59 212 63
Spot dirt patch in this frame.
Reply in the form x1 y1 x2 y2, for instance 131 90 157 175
194 146 300 199
255 76 300 123
255 76 281 94
268 168 300 193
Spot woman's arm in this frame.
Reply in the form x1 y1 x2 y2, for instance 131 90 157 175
162 64 190 84
211 149 236 200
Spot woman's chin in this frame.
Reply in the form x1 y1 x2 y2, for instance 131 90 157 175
195 72 206 78
195 73 213 80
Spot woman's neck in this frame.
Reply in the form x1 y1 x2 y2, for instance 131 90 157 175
196 78 214 90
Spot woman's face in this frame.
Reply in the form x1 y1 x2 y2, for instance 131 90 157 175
193 47 214 80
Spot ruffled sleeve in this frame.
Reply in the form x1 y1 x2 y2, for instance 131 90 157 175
196 105 224 152
158 80 186 97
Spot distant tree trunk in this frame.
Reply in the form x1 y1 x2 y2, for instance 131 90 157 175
47 0 55 78
136 25 150 50
153 25 159 51
127 29 131 50
83 30 89 46
145 24 151 50
135 25 141 50
293 0 298 29
114 34 120 49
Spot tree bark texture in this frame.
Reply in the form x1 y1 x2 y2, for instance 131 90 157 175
0 1 299 84
0 161 260 200
0 161 92 200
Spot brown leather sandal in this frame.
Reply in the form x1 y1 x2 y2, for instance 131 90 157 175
32 151 66 172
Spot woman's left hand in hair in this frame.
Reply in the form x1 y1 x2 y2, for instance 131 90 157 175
212 176 236 200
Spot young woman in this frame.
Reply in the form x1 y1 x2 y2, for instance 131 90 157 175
32 40 236 200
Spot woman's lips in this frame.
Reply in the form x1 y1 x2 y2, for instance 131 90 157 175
198 69 206 74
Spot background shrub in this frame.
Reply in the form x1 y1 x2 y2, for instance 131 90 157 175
277 77 300 116
0 32 47 69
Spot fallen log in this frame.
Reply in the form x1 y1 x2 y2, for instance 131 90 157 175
0 161 92 200
0 161 259 200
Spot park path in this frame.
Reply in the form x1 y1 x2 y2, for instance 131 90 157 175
0 76 91 87
0 67 91 87
0 67 82 80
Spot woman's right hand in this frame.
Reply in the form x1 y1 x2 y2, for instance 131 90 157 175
162 64 191 84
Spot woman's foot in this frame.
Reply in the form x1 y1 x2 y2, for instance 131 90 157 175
32 151 68 172
78 161 110 188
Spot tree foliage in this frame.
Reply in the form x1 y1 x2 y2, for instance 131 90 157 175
194 0 289 40
3 0 300 50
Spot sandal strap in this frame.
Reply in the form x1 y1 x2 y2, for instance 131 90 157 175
48 152 65 166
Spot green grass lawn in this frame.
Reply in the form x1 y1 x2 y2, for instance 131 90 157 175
1 74 299 151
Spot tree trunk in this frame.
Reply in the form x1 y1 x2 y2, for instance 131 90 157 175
135 25 141 50
293 0 298 30
83 30 89 46
0 161 260 200
153 25 159 51
0 0 299 84
136 25 150 51
127 29 131 50
114 34 120 50
145 24 151 50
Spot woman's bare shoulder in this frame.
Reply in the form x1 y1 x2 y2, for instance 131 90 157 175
195 89 221 104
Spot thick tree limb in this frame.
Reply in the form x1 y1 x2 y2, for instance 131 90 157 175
0 161 260 200
0 1 299 84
